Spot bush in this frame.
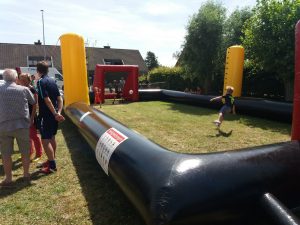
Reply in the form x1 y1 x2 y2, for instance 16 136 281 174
147 66 188 91
242 61 285 100
138 74 148 82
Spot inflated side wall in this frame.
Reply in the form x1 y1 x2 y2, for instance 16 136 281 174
66 102 300 225
138 89 292 123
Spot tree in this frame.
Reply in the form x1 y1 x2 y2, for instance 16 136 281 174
180 1 226 94
242 0 300 101
224 7 253 47
144 51 159 71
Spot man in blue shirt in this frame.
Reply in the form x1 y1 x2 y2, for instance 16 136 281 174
36 61 64 173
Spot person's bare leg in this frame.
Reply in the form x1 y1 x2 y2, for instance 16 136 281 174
42 139 55 161
15 128 31 178
218 113 224 124
215 113 224 127
50 136 56 158
21 152 30 178
1 154 13 183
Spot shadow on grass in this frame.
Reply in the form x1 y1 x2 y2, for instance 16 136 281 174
0 151 49 197
217 129 233 137
0 150 30 176
206 128 233 138
226 114 291 135
0 170 48 198
0 158 23 176
60 118 144 225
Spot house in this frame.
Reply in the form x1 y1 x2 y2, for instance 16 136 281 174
0 43 148 80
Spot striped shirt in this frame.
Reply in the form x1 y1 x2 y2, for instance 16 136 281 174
0 82 35 131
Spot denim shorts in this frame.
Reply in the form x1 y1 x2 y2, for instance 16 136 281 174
220 105 232 114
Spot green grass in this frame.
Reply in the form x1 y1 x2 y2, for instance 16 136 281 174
0 120 143 225
0 101 292 225
99 101 291 153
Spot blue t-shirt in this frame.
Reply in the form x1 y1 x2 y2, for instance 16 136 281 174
37 74 60 117
222 94 235 108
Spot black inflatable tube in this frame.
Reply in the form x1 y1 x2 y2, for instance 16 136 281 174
261 193 300 225
65 102 300 225
138 89 293 123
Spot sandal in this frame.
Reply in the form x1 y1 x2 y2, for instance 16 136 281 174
0 180 14 188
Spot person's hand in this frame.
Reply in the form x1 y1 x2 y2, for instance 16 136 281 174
55 113 65 122
30 117 35 126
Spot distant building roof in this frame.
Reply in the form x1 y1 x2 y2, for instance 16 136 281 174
0 43 148 75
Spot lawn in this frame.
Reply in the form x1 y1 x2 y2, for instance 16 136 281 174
0 101 292 225
98 101 291 153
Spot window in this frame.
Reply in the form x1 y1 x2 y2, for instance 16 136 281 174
103 59 124 65
55 74 63 81
27 56 53 67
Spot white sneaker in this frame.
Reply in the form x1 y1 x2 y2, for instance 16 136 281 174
213 120 221 127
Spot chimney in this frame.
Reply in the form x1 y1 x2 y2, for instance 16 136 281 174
34 40 42 45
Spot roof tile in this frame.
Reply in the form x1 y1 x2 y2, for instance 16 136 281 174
0 43 148 75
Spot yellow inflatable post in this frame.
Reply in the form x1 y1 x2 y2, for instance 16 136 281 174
60 33 89 107
223 46 244 97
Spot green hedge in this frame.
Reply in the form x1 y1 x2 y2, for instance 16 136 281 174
139 66 207 91
139 65 285 99
146 66 187 91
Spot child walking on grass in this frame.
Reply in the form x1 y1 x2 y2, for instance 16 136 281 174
210 86 236 128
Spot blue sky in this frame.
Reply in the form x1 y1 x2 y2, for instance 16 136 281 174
0 0 256 66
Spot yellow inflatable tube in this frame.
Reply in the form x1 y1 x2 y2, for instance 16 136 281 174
60 33 89 107
223 46 244 97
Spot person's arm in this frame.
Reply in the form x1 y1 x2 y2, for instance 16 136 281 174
210 96 222 102
56 96 65 122
44 97 57 115
25 88 36 105
30 93 38 124
25 88 36 125
56 96 63 114
44 97 65 122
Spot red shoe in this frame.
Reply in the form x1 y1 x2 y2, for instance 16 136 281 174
40 166 57 174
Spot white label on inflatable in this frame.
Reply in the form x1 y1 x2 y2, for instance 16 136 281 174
95 128 128 175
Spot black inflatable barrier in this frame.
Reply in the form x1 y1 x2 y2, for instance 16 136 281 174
139 89 293 123
261 193 300 225
65 102 300 225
